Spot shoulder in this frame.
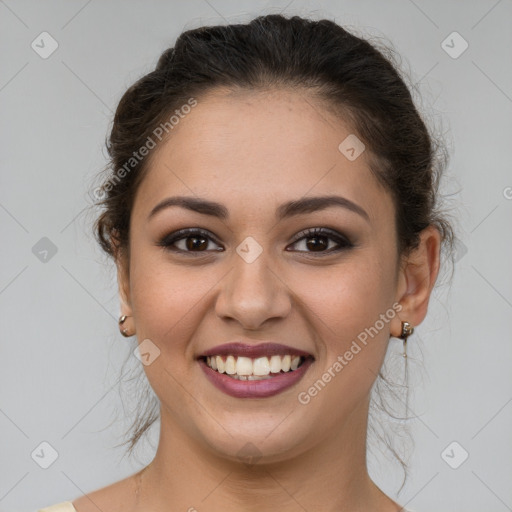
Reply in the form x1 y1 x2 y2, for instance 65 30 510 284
69 473 137 512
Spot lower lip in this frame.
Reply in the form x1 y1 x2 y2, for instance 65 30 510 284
198 358 314 398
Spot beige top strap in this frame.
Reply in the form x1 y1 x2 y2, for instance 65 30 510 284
38 501 77 512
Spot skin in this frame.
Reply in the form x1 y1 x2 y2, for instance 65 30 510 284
73 87 440 512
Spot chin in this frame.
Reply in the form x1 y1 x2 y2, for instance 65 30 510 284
193 411 318 466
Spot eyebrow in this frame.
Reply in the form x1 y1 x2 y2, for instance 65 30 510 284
147 195 370 223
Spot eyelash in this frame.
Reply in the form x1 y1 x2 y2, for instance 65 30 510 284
156 227 353 256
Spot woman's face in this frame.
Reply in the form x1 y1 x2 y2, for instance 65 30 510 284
118 88 408 462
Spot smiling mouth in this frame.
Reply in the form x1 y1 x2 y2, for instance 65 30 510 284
200 354 310 380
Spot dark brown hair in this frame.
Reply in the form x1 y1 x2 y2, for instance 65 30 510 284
90 13 456 493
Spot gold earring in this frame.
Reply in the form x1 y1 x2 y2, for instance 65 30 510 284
399 321 414 358
398 320 414 420
119 315 134 337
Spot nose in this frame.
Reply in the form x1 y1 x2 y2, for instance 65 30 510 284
215 249 292 330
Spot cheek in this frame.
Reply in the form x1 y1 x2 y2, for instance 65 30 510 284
127 252 215 419
129 250 210 362
290 259 396 418
296 252 396 380
307 259 393 332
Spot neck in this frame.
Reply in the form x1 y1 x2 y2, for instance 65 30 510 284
136 397 399 512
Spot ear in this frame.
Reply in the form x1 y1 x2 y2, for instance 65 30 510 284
391 225 441 337
112 235 133 317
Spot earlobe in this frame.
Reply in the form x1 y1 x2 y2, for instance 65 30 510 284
116 254 136 338
393 225 441 332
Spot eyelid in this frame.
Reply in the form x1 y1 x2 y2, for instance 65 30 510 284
157 226 353 255
289 227 352 245
157 228 223 253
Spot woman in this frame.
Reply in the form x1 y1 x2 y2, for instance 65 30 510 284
40 13 454 512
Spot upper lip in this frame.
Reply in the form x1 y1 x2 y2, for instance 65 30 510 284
198 342 314 359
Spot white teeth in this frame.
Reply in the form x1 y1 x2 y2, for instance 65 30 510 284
253 357 271 376
204 354 306 377
225 355 236 375
269 355 281 373
236 356 253 376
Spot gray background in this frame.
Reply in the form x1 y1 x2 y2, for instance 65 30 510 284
1 1 511 511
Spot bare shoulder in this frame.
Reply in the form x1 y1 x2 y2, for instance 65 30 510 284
71 473 137 512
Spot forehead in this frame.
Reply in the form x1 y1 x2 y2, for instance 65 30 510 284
132 88 391 223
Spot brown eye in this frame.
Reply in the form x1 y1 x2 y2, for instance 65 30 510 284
184 235 208 251
304 235 329 252
157 228 223 253
288 227 353 254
